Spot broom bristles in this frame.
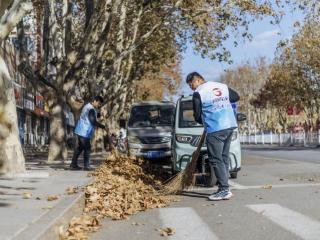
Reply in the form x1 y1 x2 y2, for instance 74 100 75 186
160 131 206 195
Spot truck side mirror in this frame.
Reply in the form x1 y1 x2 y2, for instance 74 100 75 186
237 113 247 122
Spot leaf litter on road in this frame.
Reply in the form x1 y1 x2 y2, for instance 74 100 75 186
22 192 32 199
59 215 100 240
156 227 176 236
131 222 145 226
262 185 272 189
47 195 59 201
66 186 79 195
202 203 217 207
59 153 177 239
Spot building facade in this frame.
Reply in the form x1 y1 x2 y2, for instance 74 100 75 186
2 38 75 147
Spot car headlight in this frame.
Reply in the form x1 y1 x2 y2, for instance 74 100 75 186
231 131 238 141
176 134 193 143
128 136 140 144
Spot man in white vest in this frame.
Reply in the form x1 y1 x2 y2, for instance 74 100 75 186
186 72 240 201
70 96 106 171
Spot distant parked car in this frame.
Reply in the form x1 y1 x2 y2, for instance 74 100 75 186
127 101 175 160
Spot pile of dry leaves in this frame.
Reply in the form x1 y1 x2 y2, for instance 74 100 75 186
59 154 175 240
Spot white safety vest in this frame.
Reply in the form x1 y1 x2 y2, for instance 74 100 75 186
195 81 237 133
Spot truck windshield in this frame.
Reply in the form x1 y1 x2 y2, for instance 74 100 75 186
179 100 203 128
128 105 175 128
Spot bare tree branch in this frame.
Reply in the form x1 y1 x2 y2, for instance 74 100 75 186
18 61 58 92
0 0 32 41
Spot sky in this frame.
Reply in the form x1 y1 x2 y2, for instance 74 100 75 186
179 7 305 96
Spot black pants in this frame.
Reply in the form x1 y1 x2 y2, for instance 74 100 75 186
206 129 233 191
71 135 91 168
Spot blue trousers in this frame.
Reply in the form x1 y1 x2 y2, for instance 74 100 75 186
206 129 233 190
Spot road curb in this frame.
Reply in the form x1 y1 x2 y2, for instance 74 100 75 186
12 185 88 240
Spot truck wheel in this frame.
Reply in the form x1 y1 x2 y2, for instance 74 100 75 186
230 172 238 179
204 163 216 187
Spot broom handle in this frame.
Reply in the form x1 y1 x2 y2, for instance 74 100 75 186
183 130 207 187
193 130 206 161
162 131 207 187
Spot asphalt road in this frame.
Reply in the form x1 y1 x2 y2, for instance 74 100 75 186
243 146 320 165
90 148 320 240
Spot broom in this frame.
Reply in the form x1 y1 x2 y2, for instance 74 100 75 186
160 131 206 195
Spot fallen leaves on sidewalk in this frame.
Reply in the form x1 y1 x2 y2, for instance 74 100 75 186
60 153 176 239
156 227 176 236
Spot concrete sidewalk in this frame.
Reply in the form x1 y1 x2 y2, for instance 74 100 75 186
0 152 106 240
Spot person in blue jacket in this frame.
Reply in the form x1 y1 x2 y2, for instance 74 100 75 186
70 96 106 171
186 72 240 201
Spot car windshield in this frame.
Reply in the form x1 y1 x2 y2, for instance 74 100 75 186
179 100 203 128
128 105 175 128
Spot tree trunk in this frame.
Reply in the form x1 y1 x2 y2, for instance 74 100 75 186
0 0 31 175
0 56 25 174
0 0 32 40
47 96 67 162
0 0 13 17
46 0 68 162
277 109 287 132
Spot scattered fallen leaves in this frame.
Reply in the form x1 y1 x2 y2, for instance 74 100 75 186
202 203 217 207
262 185 272 190
131 222 145 226
255 195 263 200
22 192 32 199
47 195 59 201
60 153 177 239
66 186 79 195
156 227 176 236
59 215 100 240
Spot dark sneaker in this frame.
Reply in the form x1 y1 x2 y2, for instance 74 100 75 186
208 190 233 201
70 165 82 170
83 166 95 171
